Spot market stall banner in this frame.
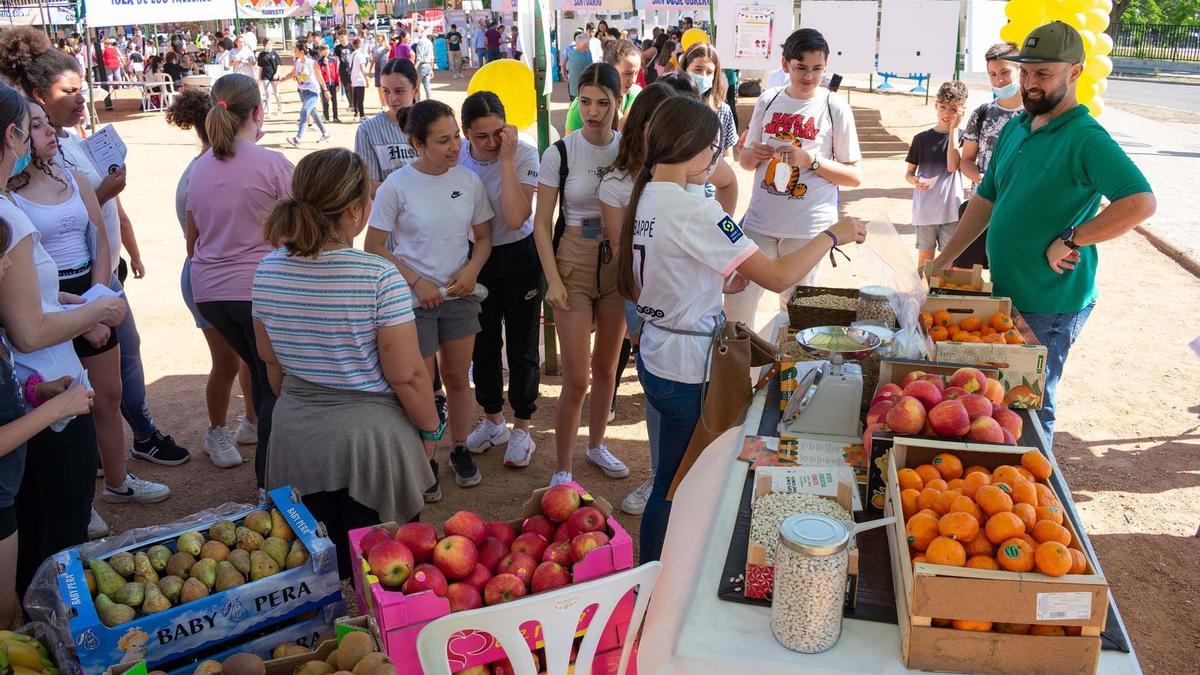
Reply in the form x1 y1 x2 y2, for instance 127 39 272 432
0 5 75 25
84 0 238 28
642 0 709 10
556 0 633 11
237 0 314 18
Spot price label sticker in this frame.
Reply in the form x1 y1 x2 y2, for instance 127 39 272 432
1036 592 1093 621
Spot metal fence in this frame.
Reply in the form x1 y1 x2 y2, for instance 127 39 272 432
1111 22 1200 62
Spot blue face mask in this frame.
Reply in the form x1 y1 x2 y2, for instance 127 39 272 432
688 71 714 94
8 134 29 179
992 81 1019 100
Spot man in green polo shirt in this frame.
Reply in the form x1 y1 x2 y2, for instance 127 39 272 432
930 21 1156 440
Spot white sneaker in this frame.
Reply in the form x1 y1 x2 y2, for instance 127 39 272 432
608 401 616 423
466 419 510 454
503 429 535 468
101 474 171 504
621 475 655 515
549 471 573 487
205 427 244 468
585 444 629 478
233 416 258 445
88 507 110 540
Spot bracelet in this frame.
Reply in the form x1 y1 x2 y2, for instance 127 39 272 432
420 420 446 442
23 374 45 408
822 230 839 248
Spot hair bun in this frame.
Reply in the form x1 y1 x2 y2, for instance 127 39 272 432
0 27 51 81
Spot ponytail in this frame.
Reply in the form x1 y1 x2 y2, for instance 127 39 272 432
264 148 370 257
617 163 653 302
204 73 260 160
264 199 336 257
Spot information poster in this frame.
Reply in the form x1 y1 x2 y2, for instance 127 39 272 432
799 1 880 74
734 5 774 61
715 0 792 70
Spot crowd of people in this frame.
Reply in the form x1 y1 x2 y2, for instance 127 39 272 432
0 15 1154 619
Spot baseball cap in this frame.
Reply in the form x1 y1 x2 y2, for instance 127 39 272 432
1005 21 1085 64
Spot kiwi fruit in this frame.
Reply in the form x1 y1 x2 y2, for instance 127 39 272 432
325 649 340 668
335 631 375 671
194 661 223 674
221 653 265 675
272 643 311 659
292 662 335 675
351 653 395 675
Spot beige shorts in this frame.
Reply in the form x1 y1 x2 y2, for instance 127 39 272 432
556 229 623 311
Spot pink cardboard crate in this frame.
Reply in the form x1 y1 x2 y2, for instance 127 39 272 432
348 482 635 672
592 641 639 675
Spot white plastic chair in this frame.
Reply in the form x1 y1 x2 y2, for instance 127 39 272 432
417 561 661 675
141 73 177 112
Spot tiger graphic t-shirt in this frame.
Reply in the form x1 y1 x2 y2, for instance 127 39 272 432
742 86 861 240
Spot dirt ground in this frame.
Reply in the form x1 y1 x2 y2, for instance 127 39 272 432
93 73 1198 672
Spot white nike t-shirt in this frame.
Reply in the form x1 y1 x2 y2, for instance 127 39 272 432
459 140 540 246
367 164 494 286
632 182 758 384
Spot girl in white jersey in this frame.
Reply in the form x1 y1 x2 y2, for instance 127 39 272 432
617 96 866 562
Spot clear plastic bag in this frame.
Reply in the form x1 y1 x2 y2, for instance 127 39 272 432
855 217 930 359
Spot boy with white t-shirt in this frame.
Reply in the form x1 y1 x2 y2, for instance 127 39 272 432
725 28 863 330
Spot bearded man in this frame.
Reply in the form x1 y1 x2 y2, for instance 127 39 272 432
929 21 1155 441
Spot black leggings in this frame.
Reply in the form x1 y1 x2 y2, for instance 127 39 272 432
16 415 97 595
352 86 366 118
197 300 275 488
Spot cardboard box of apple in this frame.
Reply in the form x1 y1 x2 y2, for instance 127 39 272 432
348 482 634 673
864 367 1025 448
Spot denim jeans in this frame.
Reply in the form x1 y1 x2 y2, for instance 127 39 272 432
110 273 157 440
1019 302 1095 442
296 90 326 140
637 356 703 563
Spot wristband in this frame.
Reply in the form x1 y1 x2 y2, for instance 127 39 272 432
420 420 446 442
822 230 839 248
23 374 45 408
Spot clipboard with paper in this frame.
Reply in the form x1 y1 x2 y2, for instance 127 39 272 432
80 125 127 176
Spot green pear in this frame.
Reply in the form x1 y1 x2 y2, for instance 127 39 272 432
180 577 209 604
243 510 272 536
189 558 218 589
177 531 205 557
285 540 310 570
262 537 288 569
142 582 172 614
208 520 237 547
147 545 172 572
156 576 184 603
214 561 245 592
166 551 197 579
113 582 144 607
200 540 230 562
133 552 159 585
89 559 125 599
84 569 96 596
270 509 295 543
228 548 251 576
249 550 279 581
94 594 136 627
235 527 264 552
108 552 135 578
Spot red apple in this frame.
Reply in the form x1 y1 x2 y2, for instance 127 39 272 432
871 383 903 406
462 563 492 591
992 407 1024 439
903 379 943 410
359 528 392 558
966 416 1006 444
483 573 527 605
920 374 946 392
1001 428 1018 446
862 422 883 452
511 533 549 561
943 386 968 400
521 515 557 542
566 506 605 535
498 551 537 586
367 540 414 589
431 535 479 580
446 582 483 612
959 393 993 421
542 540 572 567
982 378 1006 405
570 531 610 563
866 400 894 427
553 522 573 543
395 522 438 564
401 563 448 597
898 371 926 388
454 666 489 675
927 400 970 439
540 485 582 523
478 537 508 573
884 396 926 435
483 521 515 547
950 367 987 394
444 511 486 546
530 561 571 593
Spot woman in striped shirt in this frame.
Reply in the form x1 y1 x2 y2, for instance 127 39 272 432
252 148 439 577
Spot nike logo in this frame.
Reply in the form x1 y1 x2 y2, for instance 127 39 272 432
523 289 539 301
451 191 462 199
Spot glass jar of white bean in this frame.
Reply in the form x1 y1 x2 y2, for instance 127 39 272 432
770 514 850 654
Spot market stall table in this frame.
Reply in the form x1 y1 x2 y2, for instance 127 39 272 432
638 317 1143 674
181 75 214 90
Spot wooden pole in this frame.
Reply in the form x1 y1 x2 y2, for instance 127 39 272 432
534 0 558 376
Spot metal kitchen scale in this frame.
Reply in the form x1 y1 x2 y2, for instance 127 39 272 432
780 326 882 437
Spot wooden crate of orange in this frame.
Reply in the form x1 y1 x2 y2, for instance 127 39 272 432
885 437 1108 675
922 262 994 297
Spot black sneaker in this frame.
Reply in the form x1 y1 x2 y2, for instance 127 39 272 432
131 431 191 466
424 459 442 503
450 446 481 488
434 394 449 426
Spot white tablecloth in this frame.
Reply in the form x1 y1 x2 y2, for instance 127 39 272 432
637 381 1143 674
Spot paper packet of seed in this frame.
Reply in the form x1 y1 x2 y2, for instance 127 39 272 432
759 465 862 512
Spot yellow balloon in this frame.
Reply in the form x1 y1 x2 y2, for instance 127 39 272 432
1095 31 1114 56
1084 8 1110 33
468 60 537 130
1005 0 1031 21
1000 22 1033 44
1060 0 1091 13
1094 0 1113 13
1084 53 1112 80
1063 12 1087 30
1094 78 1108 96
1085 96 1104 117
681 28 710 51
1075 79 1096 103
1078 29 1096 54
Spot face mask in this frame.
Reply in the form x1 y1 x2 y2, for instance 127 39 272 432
688 71 714 93
8 135 29 179
992 81 1019 99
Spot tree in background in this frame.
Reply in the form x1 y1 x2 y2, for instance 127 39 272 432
1111 0 1200 25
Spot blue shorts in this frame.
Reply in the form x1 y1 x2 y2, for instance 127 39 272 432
180 258 212 330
